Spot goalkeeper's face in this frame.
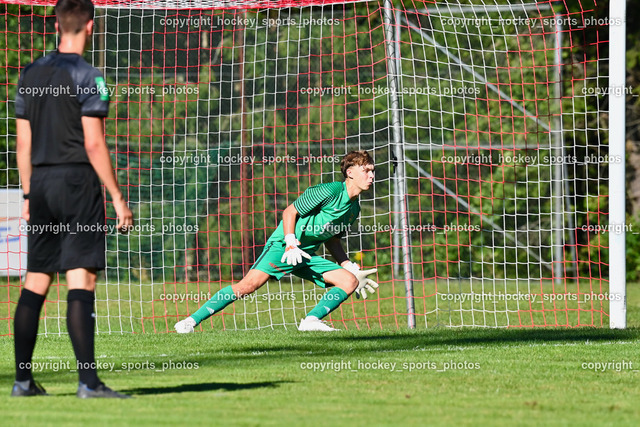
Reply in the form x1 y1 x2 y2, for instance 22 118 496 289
348 164 375 192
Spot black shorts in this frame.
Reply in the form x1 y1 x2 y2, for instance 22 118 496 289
27 164 105 273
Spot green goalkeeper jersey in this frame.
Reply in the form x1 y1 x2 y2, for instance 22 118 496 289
267 181 360 253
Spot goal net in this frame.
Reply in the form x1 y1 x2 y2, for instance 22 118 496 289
0 0 619 334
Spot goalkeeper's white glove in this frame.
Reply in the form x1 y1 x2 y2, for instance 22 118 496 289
343 261 379 299
281 234 312 266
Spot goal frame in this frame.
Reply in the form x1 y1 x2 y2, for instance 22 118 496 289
608 0 626 329
0 0 627 332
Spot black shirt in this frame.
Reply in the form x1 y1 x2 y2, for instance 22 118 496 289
15 50 110 166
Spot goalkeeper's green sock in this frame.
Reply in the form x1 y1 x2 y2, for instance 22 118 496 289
190 286 237 325
306 287 349 320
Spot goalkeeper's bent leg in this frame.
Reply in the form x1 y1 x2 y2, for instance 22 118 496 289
304 268 358 320
306 287 349 319
190 286 237 325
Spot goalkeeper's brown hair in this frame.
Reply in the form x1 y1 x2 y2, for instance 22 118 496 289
55 0 94 35
341 150 374 178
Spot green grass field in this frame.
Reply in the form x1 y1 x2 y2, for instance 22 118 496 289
1 301 640 425
0 329 639 425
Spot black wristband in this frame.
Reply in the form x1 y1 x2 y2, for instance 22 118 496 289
23 193 29 200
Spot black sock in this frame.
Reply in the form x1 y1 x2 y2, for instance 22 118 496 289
14 288 45 382
67 289 100 389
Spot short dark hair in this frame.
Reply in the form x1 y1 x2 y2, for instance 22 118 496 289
341 150 374 178
55 0 94 35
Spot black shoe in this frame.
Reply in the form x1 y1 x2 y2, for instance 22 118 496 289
11 380 48 397
76 382 132 399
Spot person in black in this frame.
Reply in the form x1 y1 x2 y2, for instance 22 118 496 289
12 0 133 398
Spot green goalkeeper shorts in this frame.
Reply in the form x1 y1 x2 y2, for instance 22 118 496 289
251 241 342 288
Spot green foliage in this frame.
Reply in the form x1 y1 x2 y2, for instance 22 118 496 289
625 216 640 282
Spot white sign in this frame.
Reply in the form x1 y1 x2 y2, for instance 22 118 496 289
0 189 27 276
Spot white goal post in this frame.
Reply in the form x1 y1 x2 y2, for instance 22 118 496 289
608 0 627 329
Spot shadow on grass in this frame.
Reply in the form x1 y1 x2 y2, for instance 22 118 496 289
0 381 292 397
123 380 292 395
209 327 640 357
332 327 640 347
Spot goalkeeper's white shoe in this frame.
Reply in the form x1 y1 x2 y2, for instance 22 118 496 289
174 317 196 334
298 316 340 332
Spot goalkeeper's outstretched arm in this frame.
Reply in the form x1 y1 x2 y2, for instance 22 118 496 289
280 203 311 266
281 203 298 236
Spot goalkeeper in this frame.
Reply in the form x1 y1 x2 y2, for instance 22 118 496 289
175 150 378 332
